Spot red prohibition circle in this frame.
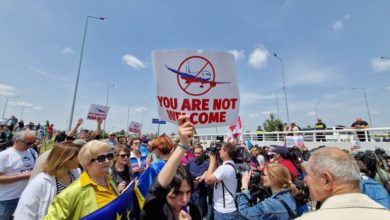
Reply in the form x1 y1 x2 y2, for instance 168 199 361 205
176 56 216 96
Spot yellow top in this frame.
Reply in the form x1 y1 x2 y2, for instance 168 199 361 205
80 172 117 208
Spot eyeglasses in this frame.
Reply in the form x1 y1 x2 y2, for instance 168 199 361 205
91 152 114 163
21 140 35 145
119 153 130 158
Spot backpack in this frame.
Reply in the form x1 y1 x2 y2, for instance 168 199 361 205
220 162 241 208
360 175 390 209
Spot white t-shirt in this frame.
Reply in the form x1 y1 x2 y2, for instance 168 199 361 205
213 160 237 213
0 147 36 200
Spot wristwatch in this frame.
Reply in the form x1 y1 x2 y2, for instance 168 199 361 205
241 187 248 192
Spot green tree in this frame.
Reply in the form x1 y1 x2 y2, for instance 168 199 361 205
263 113 283 132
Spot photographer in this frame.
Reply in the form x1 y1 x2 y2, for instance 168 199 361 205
236 163 298 219
205 142 238 219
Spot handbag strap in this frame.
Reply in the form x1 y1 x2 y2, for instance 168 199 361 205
275 197 296 219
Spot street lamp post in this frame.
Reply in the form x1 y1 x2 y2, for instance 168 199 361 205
1 95 20 119
352 88 373 127
273 53 290 124
103 84 117 133
68 16 108 131
275 89 280 119
315 102 320 118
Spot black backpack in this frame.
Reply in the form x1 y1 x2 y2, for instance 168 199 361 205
220 162 241 208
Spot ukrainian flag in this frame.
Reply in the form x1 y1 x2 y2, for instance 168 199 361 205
80 181 141 220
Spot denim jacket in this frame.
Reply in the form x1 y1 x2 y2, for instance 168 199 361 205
236 188 297 220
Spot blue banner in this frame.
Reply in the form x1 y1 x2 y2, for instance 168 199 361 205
80 181 140 220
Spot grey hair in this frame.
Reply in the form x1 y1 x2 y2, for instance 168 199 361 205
14 130 37 142
309 147 360 184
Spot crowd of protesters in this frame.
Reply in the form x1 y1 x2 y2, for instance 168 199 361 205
1 114 390 219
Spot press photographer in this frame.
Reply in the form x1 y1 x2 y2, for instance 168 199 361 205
205 142 238 219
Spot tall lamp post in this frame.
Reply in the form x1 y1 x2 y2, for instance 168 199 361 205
68 16 108 131
352 88 373 127
315 102 320 118
1 95 20 119
273 53 290 124
103 84 117 133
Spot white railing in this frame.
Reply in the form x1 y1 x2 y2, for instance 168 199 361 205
194 127 390 150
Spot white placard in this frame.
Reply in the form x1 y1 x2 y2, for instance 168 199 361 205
152 50 240 128
285 136 305 148
87 104 110 120
128 121 142 134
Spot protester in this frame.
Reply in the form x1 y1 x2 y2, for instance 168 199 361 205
205 142 238 219
137 135 174 198
141 115 202 220
186 144 209 217
130 138 147 179
43 140 119 219
272 146 298 180
0 130 37 220
14 142 81 220
105 132 119 146
30 139 86 179
109 144 132 193
237 163 298 219
351 117 369 142
296 147 390 219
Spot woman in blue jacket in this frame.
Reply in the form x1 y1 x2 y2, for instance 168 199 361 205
236 163 298 220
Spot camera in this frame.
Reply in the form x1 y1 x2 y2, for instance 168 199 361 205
206 141 222 154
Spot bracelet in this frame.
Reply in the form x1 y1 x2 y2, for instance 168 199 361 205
179 143 190 151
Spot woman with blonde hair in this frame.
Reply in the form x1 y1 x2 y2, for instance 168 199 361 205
236 163 298 220
43 140 119 219
14 141 81 220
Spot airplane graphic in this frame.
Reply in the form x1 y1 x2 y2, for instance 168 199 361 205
165 63 231 88
95 108 106 114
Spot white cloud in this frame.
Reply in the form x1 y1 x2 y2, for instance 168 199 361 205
0 84 17 97
33 106 43 110
333 21 344 31
262 111 275 115
370 58 390 72
248 113 260 118
248 45 269 69
0 84 15 91
30 68 70 81
240 92 275 106
228 49 245 60
307 111 316 116
134 106 149 113
9 101 33 108
333 14 351 32
61 47 74 55
286 61 342 86
122 54 146 70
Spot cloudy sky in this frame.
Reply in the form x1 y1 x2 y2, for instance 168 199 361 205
1 0 390 134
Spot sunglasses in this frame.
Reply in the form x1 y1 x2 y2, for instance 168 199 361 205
91 152 114 163
119 153 130 158
133 142 141 146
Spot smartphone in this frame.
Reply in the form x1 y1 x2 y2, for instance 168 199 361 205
181 206 188 213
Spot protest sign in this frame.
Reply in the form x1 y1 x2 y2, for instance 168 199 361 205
152 50 240 128
285 136 305 148
128 121 142 133
87 104 109 120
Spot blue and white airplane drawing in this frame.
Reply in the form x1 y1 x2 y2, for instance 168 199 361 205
165 62 231 88
95 108 106 114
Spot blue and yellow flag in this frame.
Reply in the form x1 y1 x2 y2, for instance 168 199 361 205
80 181 140 220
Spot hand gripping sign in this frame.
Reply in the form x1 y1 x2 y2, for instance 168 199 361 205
152 50 240 128
87 104 110 120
